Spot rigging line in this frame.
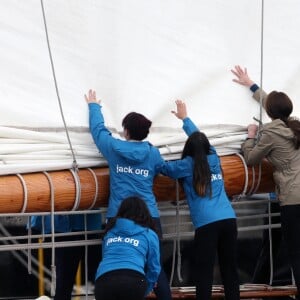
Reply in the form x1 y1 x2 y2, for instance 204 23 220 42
39 0 78 167
175 180 183 283
267 198 274 285
43 171 56 297
258 0 265 130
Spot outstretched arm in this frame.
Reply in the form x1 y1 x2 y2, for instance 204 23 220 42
84 89 113 158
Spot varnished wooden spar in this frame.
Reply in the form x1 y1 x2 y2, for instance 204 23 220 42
0 155 274 213
153 156 274 201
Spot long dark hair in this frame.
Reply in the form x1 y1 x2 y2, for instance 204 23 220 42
181 131 212 197
104 196 157 234
266 91 300 149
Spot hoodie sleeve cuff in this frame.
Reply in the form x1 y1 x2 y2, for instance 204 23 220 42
250 84 259 93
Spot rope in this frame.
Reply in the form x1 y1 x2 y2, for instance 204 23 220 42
252 163 262 195
169 180 184 285
234 153 249 200
84 213 89 300
246 166 256 196
87 168 99 209
267 198 274 285
70 168 82 211
175 180 183 283
0 222 52 291
16 173 28 213
39 0 78 168
27 216 32 275
43 171 56 297
258 0 265 130
16 173 32 275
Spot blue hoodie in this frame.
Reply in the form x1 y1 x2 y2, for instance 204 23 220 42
95 218 161 296
88 103 165 218
29 213 102 234
161 118 236 229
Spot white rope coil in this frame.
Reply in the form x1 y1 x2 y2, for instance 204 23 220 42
70 168 82 211
234 153 249 199
16 173 28 213
87 167 99 209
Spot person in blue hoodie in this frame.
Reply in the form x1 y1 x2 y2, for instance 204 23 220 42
85 89 172 300
94 196 161 300
30 213 102 300
161 100 240 300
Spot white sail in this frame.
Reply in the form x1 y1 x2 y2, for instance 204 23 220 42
1 0 300 175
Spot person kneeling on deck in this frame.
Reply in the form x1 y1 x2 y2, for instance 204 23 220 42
94 196 160 300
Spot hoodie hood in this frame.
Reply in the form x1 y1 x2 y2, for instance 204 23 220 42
113 139 152 163
110 218 147 236
263 119 295 141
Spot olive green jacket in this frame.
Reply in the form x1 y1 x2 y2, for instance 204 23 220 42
242 88 300 206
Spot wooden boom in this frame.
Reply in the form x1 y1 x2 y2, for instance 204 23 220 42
0 155 274 213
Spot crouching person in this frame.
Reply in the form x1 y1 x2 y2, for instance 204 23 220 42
95 196 161 300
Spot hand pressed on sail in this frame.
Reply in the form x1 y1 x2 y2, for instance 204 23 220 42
84 89 101 104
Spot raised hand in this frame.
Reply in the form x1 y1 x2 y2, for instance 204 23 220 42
84 89 101 104
231 65 254 87
171 100 188 120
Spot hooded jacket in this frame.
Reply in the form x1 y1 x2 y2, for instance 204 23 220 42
242 87 300 206
95 218 161 296
161 118 236 229
29 213 102 233
88 103 165 218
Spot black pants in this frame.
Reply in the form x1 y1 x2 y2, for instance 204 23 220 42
54 234 101 300
281 204 300 299
95 269 146 300
152 218 172 300
194 219 239 300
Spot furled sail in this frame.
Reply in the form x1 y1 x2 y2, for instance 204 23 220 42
1 0 299 210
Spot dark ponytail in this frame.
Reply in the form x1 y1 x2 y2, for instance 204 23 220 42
181 131 212 197
286 118 300 149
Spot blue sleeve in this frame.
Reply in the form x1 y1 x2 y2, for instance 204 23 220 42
69 212 102 231
28 215 72 233
27 216 42 231
161 158 191 179
182 117 199 136
153 148 168 175
88 103 115 158
144 231 161 296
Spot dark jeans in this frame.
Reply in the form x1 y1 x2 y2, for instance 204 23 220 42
281 204 300 299
194 219 240 300
54 234 101 300
152 217 172 300
95 269 146 300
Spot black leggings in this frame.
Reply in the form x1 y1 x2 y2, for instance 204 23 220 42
281 204 300 299
95 269 146 300
194 219 240 300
